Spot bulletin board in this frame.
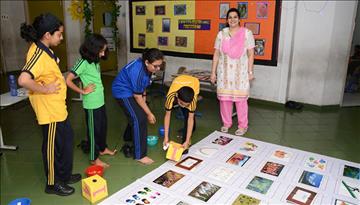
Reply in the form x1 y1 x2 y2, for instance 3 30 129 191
129 0 282 66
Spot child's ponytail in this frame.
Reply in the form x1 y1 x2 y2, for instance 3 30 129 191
20 23 39 42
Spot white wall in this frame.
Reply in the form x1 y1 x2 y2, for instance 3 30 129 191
288 1 357 105
1 0 28 72
63 1 83 69
351 2 360 55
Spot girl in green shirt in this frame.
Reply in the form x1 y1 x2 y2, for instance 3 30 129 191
66 34 116 168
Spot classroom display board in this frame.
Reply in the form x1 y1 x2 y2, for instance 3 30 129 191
129 0 281 66
99 131 360 205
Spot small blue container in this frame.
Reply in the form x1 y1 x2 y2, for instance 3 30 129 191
158 126 169 137
8 198 31 205
158 126 165 137
147 135 158 146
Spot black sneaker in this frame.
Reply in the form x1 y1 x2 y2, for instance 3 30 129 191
66 173 82 184
182 149 189 155
45 182 75 196
121 144 133 158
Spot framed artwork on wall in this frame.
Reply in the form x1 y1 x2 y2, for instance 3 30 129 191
158 36 168 46
238 2 248 19
162 18 170 32
136 5 145 15
219 3 230 19
174 4 186 15
257 2 269 19
155 5 165 15
244 22 260 35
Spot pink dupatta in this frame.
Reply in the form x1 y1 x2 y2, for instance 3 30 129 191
221 27 246 59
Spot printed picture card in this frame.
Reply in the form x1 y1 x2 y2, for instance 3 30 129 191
124 186 164 205
343 165 360 180
338 179 360 199
175 156 203 171
153 170 184 188
227 153 251 167
304 156 327 172
271 149 292 162
286 186 317 205
261 161 285 177
334 199 357 205
246 176 273 195
232 193 261 205
194 147 219 158
212 136 233 146
298 171 324 188
208 166 237 183
239 142 259 154
188 181 221 202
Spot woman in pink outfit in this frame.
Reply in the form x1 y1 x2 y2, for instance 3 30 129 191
210 8 255 136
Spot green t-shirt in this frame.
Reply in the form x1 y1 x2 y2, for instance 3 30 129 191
71 59 104 109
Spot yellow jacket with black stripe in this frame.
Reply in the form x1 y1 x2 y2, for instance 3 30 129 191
22 43 67 125
165 75 200 112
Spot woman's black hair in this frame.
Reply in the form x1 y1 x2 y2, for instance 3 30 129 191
20 13 63 42
177 86 194 103
79 33 108 64
142 48 164 64
226 8 241 27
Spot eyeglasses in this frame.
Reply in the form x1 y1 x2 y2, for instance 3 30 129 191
150 63 162 69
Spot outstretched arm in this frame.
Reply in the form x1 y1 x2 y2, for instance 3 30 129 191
163 110 171 146
183 112 195 148
134 93 156 124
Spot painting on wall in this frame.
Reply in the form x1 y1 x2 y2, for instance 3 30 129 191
219 3 230 19
238 2 248 19
174 4 186 15
162 18 170 32
136 5 146 15
155 5 166 15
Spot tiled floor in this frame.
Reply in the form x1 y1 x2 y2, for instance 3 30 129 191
1 75 359 204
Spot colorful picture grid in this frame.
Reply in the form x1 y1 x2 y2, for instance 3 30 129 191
100 131 360 205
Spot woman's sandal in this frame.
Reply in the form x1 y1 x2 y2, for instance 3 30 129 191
235 128 247 136
220 126 229 133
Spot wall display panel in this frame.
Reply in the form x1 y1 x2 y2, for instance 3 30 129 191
130 0 281 66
